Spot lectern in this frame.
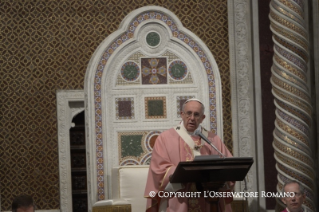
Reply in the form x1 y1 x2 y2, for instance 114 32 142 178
170 156 253 212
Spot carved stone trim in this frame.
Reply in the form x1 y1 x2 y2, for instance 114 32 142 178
228 0 260 210
56 90 84 212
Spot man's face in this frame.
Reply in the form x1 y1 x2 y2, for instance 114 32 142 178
17 206 34 212
181 101 205 132
282 183 305 212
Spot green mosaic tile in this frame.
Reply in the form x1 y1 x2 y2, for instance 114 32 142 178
147 100 164 116
120 135 144 157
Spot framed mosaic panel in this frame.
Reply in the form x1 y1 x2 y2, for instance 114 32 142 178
118 131 148 165
144 96 167 119
145 31 161 47
117 131 162 166
168 60 188 81
120 62 140 82
115 97 135 120
141 57 167 84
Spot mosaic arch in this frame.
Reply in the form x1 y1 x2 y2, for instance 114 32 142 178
84 6 223 204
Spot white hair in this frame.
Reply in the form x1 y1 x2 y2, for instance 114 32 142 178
182 98 205 113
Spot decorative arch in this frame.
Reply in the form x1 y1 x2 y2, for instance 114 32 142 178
84 5 223 207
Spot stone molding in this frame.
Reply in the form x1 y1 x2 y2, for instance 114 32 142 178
228 0 260 210
56 90 85 212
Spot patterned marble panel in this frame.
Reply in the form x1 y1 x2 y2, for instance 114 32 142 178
145 96 167 119
120 62 140 82
115 97 134 120
146 31 161 47
168 60 188 80
117 131 162 166
141 58 167 84
120 134 144 158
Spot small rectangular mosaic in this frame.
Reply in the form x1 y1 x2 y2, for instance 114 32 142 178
115 97 134 120
145 96 167 119
176 96 195 118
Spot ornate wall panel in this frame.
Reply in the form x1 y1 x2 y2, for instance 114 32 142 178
1 0 230 211
84 5 229 210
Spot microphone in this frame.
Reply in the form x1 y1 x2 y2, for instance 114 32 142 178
194 129 226 158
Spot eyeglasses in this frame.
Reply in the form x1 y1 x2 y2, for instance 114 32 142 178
182 111 202 119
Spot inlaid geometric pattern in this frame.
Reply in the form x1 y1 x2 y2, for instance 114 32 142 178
118 130 161 166
120 62 140 82
168 60 188 80
162 50 180 63
169 71 193 84
141 58 167 84
118 51 194 85
117 131 149 165
145 96 167 119
176 96 196 118
115 97 135 120
128 52 147 64
1 0 231 210
116 74 141 86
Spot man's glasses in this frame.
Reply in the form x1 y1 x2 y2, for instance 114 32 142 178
182 111 202 119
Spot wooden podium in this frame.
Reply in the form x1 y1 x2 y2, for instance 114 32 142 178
169 156 253 212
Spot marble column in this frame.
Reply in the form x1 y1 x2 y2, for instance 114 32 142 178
269 0 316 211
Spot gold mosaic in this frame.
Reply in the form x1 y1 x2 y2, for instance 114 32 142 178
278 0 303 17
276 99 311 127
270 11 306 38
273 35 307 62
271 22 307 50
273 137 312 166
272 74 310 102
273 87 311 116
273 65 307 91
276 119 309 146
274 55 306 81
275 152 314 180
1 0 231 210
